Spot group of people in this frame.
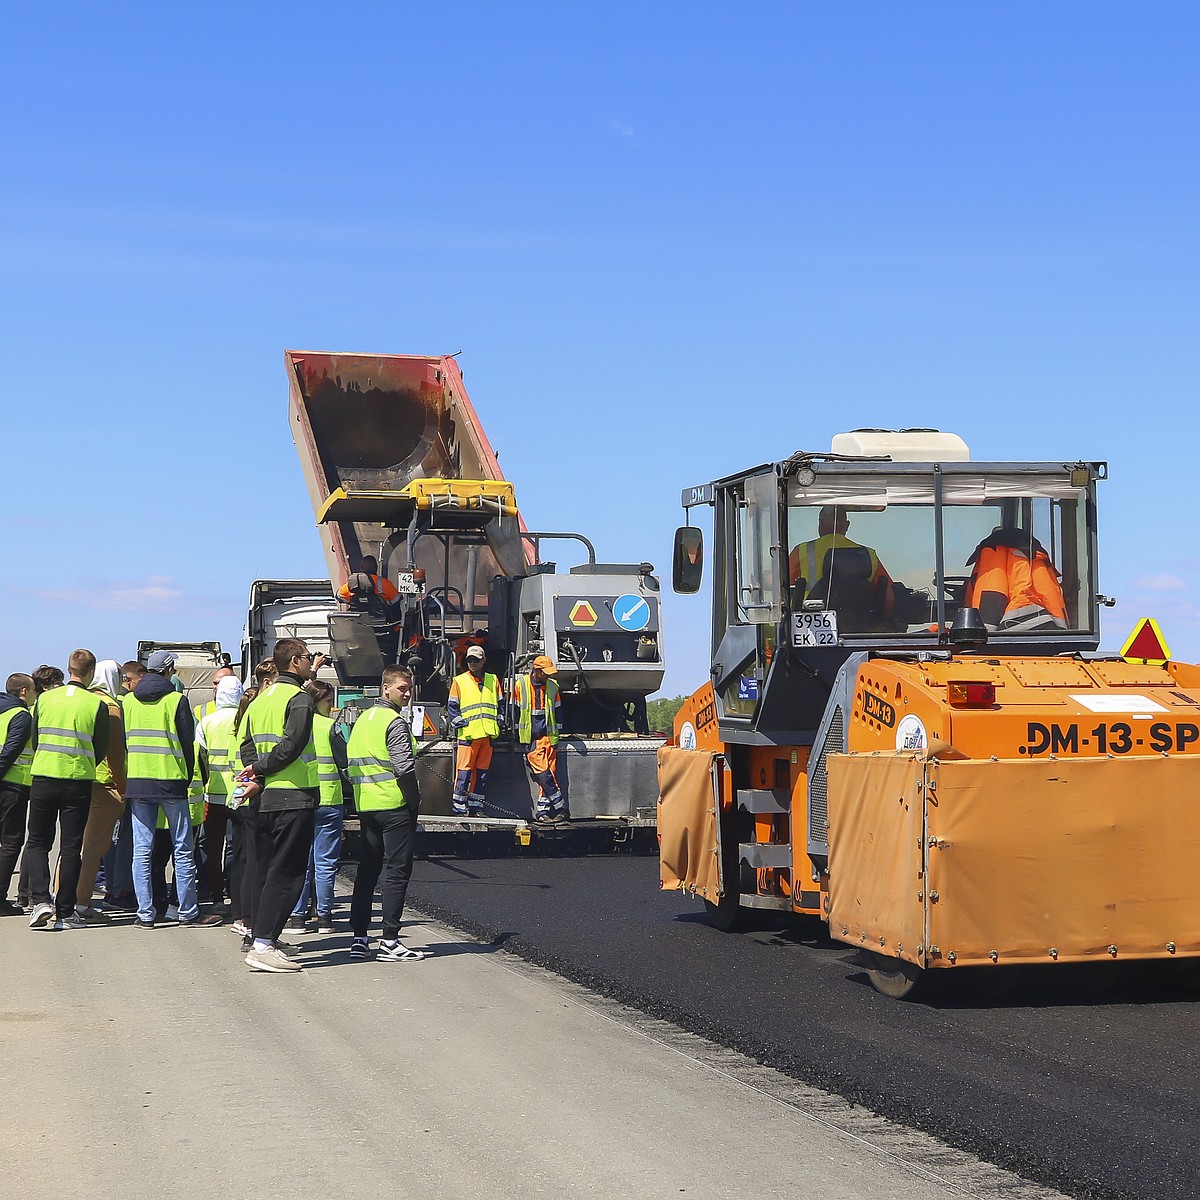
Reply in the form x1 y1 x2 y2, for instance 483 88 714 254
0 639 432 973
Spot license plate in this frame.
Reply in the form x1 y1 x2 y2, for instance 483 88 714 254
792 611 839 647
394 571 422 595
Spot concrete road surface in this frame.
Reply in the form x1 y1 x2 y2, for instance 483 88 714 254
0 890 1063 1200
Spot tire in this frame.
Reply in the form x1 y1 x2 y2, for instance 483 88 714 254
703 890 744 932
862 950 926 1000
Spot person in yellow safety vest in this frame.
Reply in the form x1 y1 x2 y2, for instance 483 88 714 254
287 679 348 936
125 650 221 929
965 528 1068 632
196 675 244 908
0 672 36 915
234 637 320 973
65 659 127 924
193 664 235 723
446 644 499 816
26 649 108 931
347 665 428 962
788 505 895 629
511 655 567 823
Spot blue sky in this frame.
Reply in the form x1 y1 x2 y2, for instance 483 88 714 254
2 3 1197 694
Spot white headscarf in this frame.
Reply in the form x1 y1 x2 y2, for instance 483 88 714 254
215 676 244 709
92 659 122 700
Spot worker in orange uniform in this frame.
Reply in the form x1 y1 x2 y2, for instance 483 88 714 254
789 506 894 628
965 529 1068 631
511 655 566 823
337 555 400 607
446 645 499 817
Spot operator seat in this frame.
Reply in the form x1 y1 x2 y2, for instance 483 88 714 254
344 572 390 620
806 547 884 634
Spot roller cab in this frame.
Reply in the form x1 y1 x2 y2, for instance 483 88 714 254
658 430 1200 995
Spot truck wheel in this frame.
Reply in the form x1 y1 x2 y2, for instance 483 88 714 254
862 950 926 1000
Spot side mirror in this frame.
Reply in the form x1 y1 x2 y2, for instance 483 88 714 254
672 526 704 594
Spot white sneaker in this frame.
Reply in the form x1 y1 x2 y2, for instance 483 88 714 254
28 903 55 930
231 919 251 937
58 912 88 930
245 945 302 973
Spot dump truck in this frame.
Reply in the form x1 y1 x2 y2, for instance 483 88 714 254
285 349 664 836
657 429 1200 997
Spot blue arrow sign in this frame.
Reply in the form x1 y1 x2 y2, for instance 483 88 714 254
612 593 651 632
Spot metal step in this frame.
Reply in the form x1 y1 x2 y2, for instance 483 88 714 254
738 843 793 869
736 788 791 813
740 893 792 911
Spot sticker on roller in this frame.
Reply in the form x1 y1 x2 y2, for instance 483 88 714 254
1070 694 1167 714
679 722 697 751
896 715 927 751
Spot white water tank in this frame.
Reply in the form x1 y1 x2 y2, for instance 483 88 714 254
830 429 970 461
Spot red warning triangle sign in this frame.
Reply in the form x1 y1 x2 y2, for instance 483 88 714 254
1120 618 1170 664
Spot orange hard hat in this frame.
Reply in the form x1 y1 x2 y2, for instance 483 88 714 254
532 655 557 676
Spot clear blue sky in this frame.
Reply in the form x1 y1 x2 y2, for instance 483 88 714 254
2 3 1197 695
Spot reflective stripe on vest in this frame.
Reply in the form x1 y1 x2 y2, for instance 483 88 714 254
198 707 238 797
453 672 500 739
515 675 559 746
32 686 104 781
312 713 342 806
245 681 317 792
968 545 1068 630
347 705 415 812
123 691 189 782
0 706 33 786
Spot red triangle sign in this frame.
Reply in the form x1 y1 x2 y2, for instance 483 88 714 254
1120 618 1170 663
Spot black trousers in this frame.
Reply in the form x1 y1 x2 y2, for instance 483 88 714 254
351 805 416 941
251 807 314 944
25 777 92 915
0 782 30 900
229 804 264 925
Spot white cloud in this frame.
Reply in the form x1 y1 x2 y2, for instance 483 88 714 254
1132 572 1187 592
26 575 182 613
608 119 636 139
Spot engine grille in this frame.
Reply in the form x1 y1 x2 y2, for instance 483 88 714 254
807 705 844 853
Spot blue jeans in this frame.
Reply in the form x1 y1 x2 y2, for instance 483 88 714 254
131 798 199 924
292 804 344 918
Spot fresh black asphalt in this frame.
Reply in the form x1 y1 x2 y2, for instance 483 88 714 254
356 839 1200 1200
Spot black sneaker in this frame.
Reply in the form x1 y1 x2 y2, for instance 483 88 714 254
285 916 308 933
241 934 253 952
349 937 373 960
0 900 25 916
135 919 155 930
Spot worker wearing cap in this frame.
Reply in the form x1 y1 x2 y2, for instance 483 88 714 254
446 645 499 816
510 655 566 822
